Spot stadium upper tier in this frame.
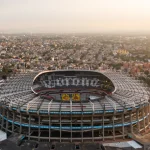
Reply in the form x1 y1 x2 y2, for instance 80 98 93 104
0 70 149 114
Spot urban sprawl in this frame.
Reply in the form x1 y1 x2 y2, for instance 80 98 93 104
0 33 150 86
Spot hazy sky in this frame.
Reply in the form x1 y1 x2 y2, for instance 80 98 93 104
0 0 150 33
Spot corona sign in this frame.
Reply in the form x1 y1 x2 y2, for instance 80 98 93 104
72 93 80 101
62 94 70 101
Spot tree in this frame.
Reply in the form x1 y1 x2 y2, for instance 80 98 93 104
144 70 149 75
112 63 123 70
2 75 7 80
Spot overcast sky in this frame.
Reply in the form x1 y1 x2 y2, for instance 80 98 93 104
0 0 150 33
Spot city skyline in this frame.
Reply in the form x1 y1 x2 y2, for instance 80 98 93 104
0 0 150 33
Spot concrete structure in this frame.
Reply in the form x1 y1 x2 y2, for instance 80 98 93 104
0 130 6 141
0 70 150 142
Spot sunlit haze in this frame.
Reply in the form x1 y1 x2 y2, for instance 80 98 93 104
1 0 150 33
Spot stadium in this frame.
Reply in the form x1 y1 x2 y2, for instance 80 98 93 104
0 70 150 143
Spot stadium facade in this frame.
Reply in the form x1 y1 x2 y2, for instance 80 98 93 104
0 70 150 142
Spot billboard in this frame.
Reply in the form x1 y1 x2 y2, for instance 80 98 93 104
72 93 80 101
61 93 80 101
61 94 70 101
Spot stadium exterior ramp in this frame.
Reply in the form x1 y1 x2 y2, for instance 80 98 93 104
0 70 150 142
